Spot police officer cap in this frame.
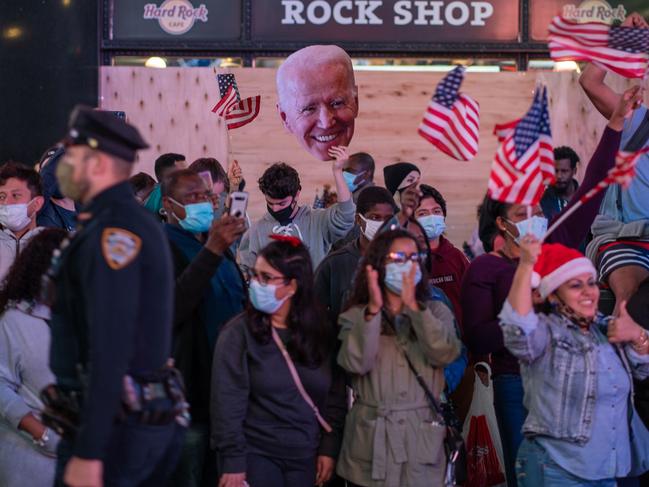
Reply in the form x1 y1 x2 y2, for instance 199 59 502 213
63 105 149 163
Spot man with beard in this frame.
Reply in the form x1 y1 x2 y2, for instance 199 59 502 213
540 146 580 220
47 106 185 487
276 45 359 161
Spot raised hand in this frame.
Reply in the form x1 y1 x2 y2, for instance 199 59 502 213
328 146 350 171
205 214 247 255
398 184 422 222
518 235 542 266
609 85 644 129
366 265 383 316
622 12 649 29
228 159 243 192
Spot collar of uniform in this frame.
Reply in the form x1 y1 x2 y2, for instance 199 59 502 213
82 181 134 215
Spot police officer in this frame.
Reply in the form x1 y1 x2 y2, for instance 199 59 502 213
48 106 185 487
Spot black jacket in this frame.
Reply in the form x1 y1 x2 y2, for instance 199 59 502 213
50 182 174 459
169 242 245 424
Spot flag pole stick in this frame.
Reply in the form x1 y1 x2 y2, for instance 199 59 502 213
542 199 584 242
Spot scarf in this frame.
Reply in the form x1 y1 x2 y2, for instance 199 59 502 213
553 297 594 330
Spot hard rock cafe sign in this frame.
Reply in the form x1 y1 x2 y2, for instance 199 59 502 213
562 0 626 24
143 0 209 35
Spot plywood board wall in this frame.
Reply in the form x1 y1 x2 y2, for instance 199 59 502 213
99 66 647 247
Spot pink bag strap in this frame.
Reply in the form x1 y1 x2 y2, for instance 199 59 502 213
271 327 333 433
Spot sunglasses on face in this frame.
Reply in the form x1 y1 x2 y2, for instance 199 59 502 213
384 251 427 265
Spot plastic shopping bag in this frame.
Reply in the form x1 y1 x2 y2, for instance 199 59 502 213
462 362 506 487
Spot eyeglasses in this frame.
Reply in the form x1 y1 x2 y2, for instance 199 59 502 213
247 269 289 287
385 251 427 265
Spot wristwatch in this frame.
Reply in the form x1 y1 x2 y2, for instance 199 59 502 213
33 427 50 448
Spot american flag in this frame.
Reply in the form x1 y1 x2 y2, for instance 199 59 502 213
488 87 555 206
586 147 649 197
418 66 480 161
493 119 520 143
211 73 261 130
225 95 261 130
212 86 238 116
548 16 649 79
212 74 241 115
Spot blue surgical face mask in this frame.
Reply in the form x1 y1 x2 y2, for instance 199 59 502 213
384 261 423 295
249 280 289 314
507 215 547 243
417 214 446 240
343 171 361 193
169 198 214 233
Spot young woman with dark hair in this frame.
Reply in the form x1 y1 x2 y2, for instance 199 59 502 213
336 228 461 486
211 236 345 487
0 228 68 487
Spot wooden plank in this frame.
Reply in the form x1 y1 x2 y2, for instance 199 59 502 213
101 66 642 248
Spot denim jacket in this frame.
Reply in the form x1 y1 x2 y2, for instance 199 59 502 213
499 300 649 444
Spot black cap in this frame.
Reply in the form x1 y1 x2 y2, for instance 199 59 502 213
63 106 149 163
383 162 421 196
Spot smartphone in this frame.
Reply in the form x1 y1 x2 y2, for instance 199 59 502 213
229 191 248 218
197 170 214 193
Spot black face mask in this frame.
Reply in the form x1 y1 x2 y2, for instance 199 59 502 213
267 199 296 226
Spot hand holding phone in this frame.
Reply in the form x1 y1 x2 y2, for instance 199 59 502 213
229 191 249 218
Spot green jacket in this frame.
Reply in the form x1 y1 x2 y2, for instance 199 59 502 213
336 303 460 487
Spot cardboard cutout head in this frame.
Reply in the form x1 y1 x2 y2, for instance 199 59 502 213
276 45 359 161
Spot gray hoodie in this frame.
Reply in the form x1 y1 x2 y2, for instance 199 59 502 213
237 199 355 271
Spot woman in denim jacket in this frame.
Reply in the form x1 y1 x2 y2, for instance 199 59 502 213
500 238 649 486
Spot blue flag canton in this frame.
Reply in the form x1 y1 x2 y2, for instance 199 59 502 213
433 66 465 109
609 26 649 53
217 74 241 102
514 89 551 159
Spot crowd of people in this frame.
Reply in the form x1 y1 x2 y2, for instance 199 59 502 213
1 16 649 487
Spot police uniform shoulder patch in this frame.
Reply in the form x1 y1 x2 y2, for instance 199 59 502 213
101 228 142 270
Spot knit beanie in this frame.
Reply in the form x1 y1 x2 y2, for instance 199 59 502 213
383 162 420 196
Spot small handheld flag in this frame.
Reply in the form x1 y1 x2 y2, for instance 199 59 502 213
418 66 480 161
488 87 555 206
211 73 261 130
548 17 649 79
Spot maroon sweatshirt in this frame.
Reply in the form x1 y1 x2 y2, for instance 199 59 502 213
429 235 470 330
460 127 621 376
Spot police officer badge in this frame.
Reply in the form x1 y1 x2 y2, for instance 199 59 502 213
102 228 142 270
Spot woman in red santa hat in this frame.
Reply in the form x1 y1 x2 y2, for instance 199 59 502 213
499 235 649 486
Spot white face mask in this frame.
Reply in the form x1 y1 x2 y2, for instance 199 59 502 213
0 199 34 232
359 214 383 241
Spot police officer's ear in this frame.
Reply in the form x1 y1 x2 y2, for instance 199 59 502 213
91 151 119 176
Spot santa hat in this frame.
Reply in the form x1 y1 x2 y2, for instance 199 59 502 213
383 162 420 196
531 243 596 299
